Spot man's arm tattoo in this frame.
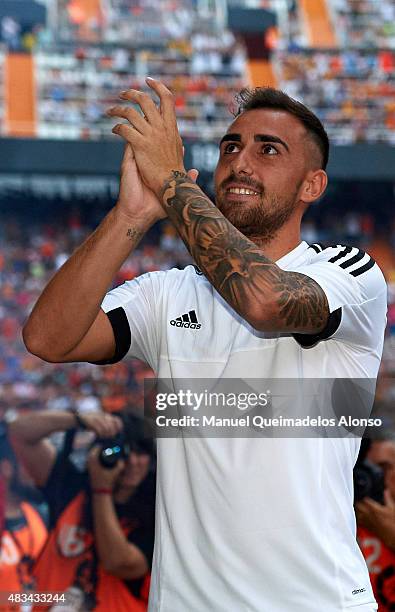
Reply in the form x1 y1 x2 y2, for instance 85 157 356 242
160 171 329 332
126 227 144 241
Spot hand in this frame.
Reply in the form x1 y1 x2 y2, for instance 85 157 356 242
87 446 125 490
77 411 123 438
356 490 395 550
116 144 167 224
107 78 195 198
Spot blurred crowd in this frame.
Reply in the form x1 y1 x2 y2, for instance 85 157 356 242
277 50 395 145
329 0 395 49
35 38 247 141
0 213 192 415
1 1 395 144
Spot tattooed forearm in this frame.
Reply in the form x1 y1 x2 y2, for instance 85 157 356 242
126 227 144 241
160 171 328 333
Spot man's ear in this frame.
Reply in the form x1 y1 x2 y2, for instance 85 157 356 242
300 170 328 204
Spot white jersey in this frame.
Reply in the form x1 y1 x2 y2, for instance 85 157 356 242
101 241 387 612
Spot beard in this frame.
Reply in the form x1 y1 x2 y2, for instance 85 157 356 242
215 175 299 244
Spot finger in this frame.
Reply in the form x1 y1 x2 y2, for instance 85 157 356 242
356 500 371 513
107 105 149 135
145 77 176 126
103 415 120 438
112 123 142 146
122 143 134 162
362 498 381 513
88 446 100 462
113 416 124 434
119 89 160 125
384 489 395 508
116 459 126 473
121 144 136 173
187 169 199 183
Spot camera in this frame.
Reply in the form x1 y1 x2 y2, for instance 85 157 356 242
97 413 154 469
98 432 130 468
353 439 384 504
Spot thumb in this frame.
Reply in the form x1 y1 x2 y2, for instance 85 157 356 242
187 168 199 183
121 143 135 166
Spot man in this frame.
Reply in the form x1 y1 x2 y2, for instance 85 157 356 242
9 410 155 611
0 433 47 611
23 81 387 611
356 435 395 610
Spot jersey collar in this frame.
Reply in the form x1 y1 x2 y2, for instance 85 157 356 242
275 241 309 268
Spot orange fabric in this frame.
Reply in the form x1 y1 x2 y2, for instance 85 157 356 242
358 526 395 611
4 54 35 137
33 492 147 611
299 0 337 48
247 60 277 88
0 503 47 611
367 240 395 279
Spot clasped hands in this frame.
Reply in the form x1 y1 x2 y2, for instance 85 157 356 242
107 77 198 203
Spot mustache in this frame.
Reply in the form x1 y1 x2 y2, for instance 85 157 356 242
219 173 264 194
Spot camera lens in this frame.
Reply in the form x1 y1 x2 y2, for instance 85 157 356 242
99 444 123 468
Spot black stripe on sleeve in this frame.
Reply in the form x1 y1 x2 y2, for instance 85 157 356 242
350 257 375 277
293 307 342 349
91 307 131 365
309 244 321 254
328 246 353 263
339 249 365 269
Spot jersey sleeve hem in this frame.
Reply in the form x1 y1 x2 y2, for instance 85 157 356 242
90 307 131 365
292 307 342 348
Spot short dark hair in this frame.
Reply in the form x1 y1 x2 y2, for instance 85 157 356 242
233 87 329 170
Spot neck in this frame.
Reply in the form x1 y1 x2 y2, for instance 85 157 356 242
248 218 302 261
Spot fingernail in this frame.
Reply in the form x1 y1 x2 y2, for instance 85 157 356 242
146 76 154 81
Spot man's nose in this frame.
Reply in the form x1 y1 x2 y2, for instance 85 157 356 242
231 149 253 176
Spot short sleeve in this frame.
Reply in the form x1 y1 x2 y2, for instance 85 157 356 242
98 271 166 371
290 251 387 350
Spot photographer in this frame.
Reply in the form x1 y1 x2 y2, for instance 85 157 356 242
9 410 155 611
356 435 395 610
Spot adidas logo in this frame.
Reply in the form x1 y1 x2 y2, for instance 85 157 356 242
170 310 201 329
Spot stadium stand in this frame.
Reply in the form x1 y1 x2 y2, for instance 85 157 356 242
0 1 393 145
275 49 395 144
328 0 395 49
35 42 247 140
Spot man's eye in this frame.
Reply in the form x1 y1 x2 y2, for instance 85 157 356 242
262 145 278 155
223 143 240 154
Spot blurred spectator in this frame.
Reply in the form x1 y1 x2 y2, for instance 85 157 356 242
1 16 21 51
0 429 48 610
356 435 395 610
9 410 155 611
